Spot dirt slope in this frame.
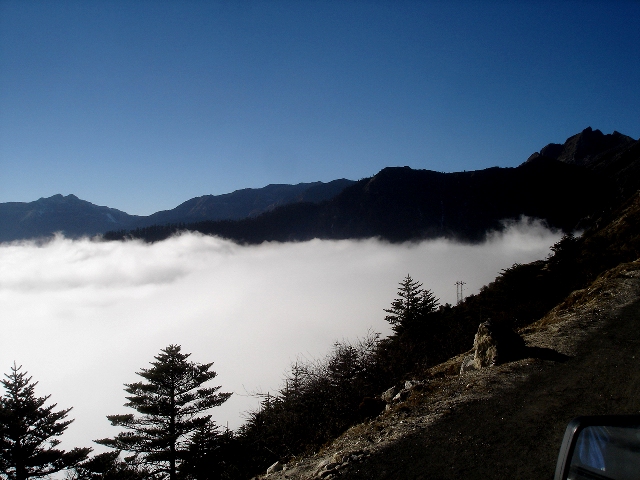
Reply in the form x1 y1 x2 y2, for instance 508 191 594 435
265 260 640 480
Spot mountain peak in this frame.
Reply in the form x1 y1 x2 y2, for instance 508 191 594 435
37 193 81 203
526 127 636 166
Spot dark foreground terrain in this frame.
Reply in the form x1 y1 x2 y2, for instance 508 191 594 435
266 260 640 479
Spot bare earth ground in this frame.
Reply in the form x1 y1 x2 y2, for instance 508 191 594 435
264 259 640 480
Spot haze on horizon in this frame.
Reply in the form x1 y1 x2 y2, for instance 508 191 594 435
0 220 561 452
1 1 639 215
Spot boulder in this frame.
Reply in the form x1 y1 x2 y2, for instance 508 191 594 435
384 380 425 404
459 353 476 374
403 380 421 390
473 320 526 369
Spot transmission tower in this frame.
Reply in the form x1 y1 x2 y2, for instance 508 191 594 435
455 281 466 305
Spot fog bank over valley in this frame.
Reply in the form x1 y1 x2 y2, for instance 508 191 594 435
0 219 562 451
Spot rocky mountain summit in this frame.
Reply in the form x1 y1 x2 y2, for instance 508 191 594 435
528 127 640 200
528 127 636 168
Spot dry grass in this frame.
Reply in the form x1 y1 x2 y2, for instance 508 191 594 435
524 258 640 331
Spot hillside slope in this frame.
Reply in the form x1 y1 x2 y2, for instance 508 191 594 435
266 260 640 479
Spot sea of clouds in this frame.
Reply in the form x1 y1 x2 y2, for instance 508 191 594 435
0 219 561 452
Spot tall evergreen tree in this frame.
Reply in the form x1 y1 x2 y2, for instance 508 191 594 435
96 345 231 480
384 274 439 334
0 363 90 480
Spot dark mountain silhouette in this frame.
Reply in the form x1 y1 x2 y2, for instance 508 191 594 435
108 127 637 244
0 180 354 242
528 127 640 200
4 128 638 244
528 127 636 167
309 157 611 241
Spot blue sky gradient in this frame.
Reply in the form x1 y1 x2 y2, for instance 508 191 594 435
1 1 639 215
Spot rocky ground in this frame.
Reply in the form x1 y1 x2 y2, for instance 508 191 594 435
260 259 640 480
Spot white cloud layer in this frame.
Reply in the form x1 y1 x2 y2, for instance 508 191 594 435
0 220 561 451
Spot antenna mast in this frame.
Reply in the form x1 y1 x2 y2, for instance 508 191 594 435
455 281 466 305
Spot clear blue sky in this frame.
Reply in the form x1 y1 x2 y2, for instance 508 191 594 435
1 1 639 215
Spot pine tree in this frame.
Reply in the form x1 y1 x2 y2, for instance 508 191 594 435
0 363 91 480
96 345 231 480
384 274 439 334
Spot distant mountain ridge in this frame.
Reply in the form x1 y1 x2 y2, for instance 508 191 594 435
135 179 355 228
103 127 639 244
0 194 137 243
0 180 355 242
3 128 638 244
126 157 611 244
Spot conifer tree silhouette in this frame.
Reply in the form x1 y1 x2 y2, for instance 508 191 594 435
96 345 231 480
0 363 90 480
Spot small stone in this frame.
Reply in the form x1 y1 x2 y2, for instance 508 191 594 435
267 461 283 474
393 389 411 402
381 385 400 403
459 354 476 374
